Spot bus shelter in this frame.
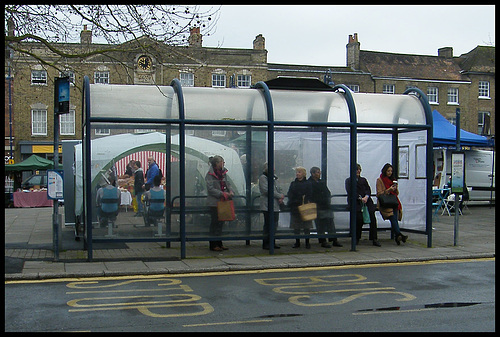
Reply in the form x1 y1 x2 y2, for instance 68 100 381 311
79 76 433 260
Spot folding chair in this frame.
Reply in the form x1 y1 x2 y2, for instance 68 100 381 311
143 189 165 236
98 186 120 237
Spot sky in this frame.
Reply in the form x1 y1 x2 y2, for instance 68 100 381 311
200 5 495 67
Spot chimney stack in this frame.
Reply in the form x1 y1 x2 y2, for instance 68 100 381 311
253 34 265 50
189 27 202 47
80 25 92 45
346 33 360 70
438 47 453 58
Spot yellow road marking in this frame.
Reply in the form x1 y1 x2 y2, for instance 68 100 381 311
5 257 494 284
183 319 273 327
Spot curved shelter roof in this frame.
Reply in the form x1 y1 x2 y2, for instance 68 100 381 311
88 81 429 127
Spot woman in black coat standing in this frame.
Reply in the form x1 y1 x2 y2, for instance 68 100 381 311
345 163 381 246
287 166 313 249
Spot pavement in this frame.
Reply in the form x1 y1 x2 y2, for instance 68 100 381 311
4 203 495 281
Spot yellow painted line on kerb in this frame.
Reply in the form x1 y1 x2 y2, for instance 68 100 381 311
183 319 273 327
5 257 495 284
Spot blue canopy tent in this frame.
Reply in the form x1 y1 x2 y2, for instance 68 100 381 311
433 109 494 147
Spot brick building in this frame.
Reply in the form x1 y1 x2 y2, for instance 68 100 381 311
4 28 495 164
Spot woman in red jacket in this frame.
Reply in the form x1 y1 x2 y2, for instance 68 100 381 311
376 163 408 245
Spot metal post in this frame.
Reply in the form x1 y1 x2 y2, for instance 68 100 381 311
53 107 60 261
454 108 460 246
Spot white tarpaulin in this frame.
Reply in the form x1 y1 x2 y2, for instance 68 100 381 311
274 131 428 231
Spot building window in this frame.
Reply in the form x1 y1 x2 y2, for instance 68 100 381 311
212 74 226 88
447 88 459 104
237 74 251 88
478 81 490 98
94 71 110 84
60 110 75 135
32 109 47 135
382 84 395 94
180 72 194 87
478 111 491 136
347 84 359 92
427 87 439 104
211 130 226 137
133 129 157 134
60 71 75 86
95 128 110 135
31 70 47 85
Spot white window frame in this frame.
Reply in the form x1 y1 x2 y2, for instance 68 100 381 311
382 84 395 94
94 71 110 84
31 109 47 135
31 70 47 85
211 130 226 137
180 72 194 87
59 70 75 86
427 87 439 104
478 81 490 99
95 128 110 136
59 110 75 135
347 84 359 92
212 74 226 88
133 129 157 134
447 87 459 105
237 74 251 88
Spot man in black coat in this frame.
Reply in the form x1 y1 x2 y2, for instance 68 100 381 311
345 163 381 246
308 167 342 248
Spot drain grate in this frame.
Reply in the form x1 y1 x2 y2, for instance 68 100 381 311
357 302 482 313
258 314 303 318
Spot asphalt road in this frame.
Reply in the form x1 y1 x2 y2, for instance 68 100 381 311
5 258 495 332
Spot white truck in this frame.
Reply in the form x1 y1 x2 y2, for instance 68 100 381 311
433 148 495 202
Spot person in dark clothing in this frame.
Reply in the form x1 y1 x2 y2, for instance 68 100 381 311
259 162 284 250
124 160 135 177
308 167 343 248
345 163 381 247
287 166 313 249
132 160 145 217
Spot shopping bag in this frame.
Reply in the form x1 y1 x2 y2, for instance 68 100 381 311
298 195 317 222
361 203 371 224
217 200 235 221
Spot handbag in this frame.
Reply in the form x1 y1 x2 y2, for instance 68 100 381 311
361 203 371 223
217 199 235 221
297 195 317 221
378 193 399 208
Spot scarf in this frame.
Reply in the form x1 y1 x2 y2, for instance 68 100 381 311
212 168 228 192
380 174 402 210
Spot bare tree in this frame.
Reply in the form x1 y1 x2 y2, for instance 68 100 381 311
5 5 220 61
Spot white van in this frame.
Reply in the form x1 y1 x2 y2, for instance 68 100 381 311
433 148 495 202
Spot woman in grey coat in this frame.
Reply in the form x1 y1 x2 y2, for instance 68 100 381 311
259 162 284 249
205 155 234 251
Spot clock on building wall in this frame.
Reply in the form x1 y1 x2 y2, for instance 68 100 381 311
137 55 152 71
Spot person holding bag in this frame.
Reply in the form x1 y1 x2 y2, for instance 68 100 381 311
287 166 313 249
345 163 381 247
376 163 408 245
309 166 343 248
206 155 234 251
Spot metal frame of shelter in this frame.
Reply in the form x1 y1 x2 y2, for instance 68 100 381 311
81 76 433 260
